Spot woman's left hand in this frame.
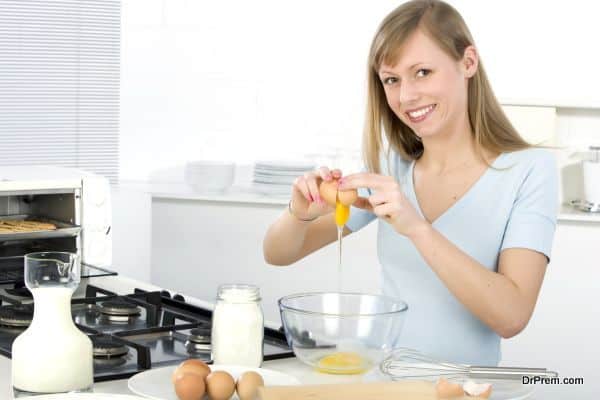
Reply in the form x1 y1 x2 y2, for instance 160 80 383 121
338 172 428 238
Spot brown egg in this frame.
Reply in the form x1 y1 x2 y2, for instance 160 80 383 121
319 179 338 206
236 371 265 400
436 378 465 398
205 370 236 400
171 359 211 384
173 372 205 400
337 187 358 206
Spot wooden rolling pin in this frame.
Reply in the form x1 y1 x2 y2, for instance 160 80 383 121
257 380 487 400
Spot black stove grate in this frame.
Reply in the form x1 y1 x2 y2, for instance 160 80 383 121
0 304 33 327
0 283 294 382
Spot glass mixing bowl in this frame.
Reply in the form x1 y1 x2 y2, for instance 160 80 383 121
278 292 408 374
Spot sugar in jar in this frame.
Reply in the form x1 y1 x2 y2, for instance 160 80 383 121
211 284 264 367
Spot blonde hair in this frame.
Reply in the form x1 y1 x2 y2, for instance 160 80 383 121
364 0 531 173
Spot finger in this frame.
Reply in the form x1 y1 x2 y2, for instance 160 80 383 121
317 166 333 181
352 197 373 212
306 175 322 204
293 176 313 202
339 173 393 191
331 169 342 179
368 192 387 207
373 202 395 220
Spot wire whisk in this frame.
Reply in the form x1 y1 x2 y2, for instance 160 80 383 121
380 348 558 381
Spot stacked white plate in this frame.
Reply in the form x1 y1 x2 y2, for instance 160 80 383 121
252 160 315 196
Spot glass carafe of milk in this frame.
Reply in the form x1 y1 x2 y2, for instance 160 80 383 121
12 252 93 397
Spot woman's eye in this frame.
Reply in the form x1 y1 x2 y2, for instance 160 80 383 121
416 69 431 78
382 77 398 85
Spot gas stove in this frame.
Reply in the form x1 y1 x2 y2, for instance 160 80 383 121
0 282 294 382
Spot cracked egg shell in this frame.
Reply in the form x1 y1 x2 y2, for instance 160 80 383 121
436 378 465 398
337 187 358 206
318 179 338 207
463 380 492 398
319 179 358 207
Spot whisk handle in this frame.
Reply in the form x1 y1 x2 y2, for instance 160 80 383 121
469 366 558 380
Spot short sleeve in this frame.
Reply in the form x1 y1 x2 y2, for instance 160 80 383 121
345 152 412 233
501 150 559 261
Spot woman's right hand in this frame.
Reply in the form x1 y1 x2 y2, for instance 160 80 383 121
290 166 342 220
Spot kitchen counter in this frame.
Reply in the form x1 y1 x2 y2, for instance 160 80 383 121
117 180 600 223
0 352 552 400
0 275 564 399
0 275 377 399
0 348 365 398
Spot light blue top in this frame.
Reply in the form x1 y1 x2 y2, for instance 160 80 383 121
345 148 558 366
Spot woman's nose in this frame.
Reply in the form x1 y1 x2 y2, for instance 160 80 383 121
398 81 419 104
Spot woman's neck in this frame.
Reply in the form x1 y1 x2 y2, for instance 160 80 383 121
418 131 480 173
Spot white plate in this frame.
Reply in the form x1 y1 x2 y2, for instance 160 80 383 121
252 176 295 185
21 394 147 400
254 161 315 171
128 364 301 400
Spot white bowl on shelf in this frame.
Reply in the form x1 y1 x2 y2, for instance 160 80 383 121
184 161 235 193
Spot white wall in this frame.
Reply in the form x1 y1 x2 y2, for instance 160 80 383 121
119 0 600 181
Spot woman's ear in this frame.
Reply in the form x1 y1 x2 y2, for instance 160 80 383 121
462 45 478 78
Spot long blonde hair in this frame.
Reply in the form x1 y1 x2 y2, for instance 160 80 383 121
364 0 531 173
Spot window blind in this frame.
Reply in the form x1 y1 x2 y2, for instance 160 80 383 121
0 0 120 182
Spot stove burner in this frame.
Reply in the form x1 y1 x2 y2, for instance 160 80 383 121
94 355 127 368
5 287 32 298
92 336 129 358
99 299 141 322
185 327 211 353
0 305 33 327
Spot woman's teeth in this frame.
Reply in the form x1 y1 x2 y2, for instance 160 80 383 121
407 104 435 122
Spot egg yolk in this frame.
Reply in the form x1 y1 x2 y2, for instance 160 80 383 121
316 351 369 374
334 201 350 227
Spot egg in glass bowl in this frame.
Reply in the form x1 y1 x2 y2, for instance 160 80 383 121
278 292 408 375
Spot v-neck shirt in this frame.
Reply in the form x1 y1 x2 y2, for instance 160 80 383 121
345 148 558 366
408 154 501 225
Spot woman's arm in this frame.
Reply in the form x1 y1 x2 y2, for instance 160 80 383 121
340 172 549 338
263 166 352 266
263 211 351 266
409 223 546 338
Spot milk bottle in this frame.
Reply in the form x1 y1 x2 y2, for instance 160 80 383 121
12 252 93 396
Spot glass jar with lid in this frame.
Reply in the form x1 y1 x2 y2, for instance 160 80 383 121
211 284 264 367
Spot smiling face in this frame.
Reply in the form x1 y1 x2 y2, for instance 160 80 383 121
378 28 476 140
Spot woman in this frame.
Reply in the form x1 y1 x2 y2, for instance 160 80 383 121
263 0 557 366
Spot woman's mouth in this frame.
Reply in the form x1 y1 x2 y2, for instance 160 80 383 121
406 104 436 123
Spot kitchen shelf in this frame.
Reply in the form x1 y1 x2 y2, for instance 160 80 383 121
119 182 600 223
119 181 290 206
557 205 600 223
500 98 600 111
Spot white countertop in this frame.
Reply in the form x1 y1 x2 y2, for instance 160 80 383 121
117 180 600 223
0 275 560 399
119 181 290 205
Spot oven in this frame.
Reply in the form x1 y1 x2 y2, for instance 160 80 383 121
0 165 113 284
